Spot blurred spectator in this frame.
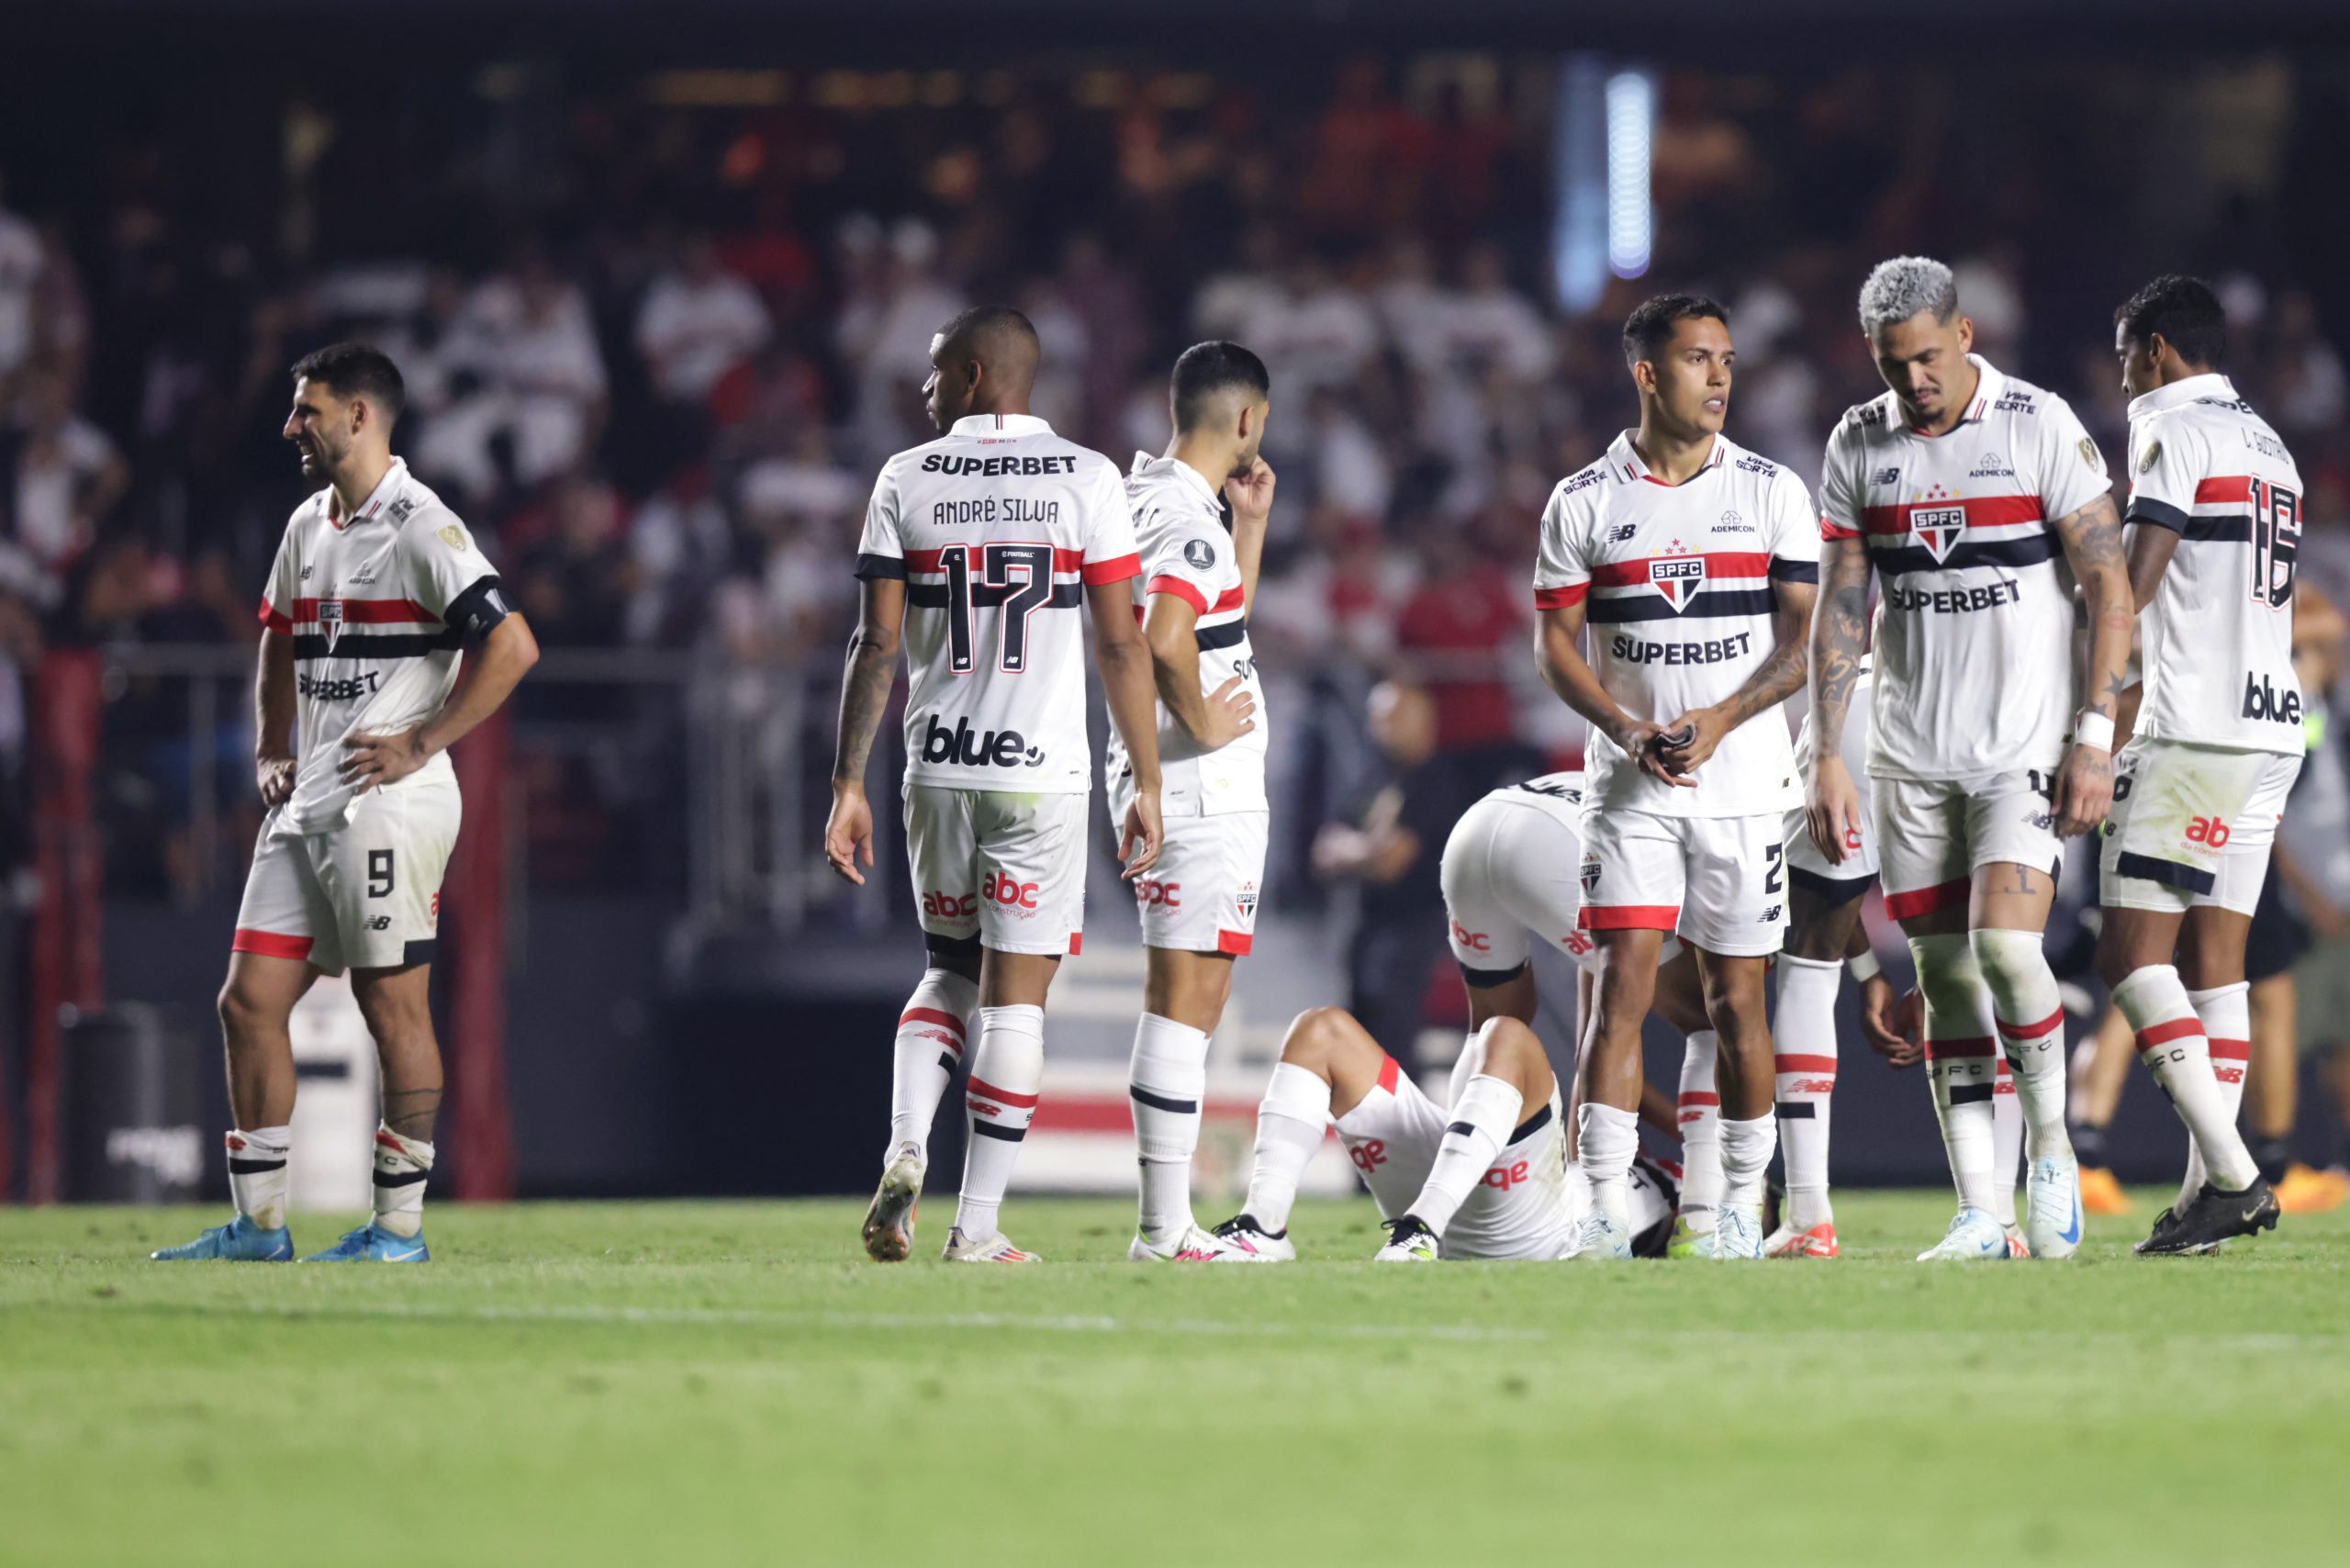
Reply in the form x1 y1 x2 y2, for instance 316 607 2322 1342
0 164 39 391
835 218 962 464
636 233 771 406
416 252 609 508
4 366 128 588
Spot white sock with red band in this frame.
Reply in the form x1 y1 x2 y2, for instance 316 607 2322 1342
1129 1013 1211 1246
1240 1061 1331 1233
956 1004 1045 1240
2112 966 2259 1193
371 1125 434 1239
889 968 978 1164
1911 933 2002 1215
226 1126 292 1231
1971 928 2072 1162
1773 955 1841 1232
2185 980 2256 1204
1674 1030 1722 1228
1991 1060 2022 1228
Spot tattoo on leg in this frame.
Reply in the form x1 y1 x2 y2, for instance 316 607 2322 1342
383 1086 442 1142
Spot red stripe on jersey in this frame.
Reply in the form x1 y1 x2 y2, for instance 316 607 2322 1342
1858 494 2045 536
1577 904 1681 931
1819 518 1862 542
1216 928 1252 957
1145 575 1209 615
1376 1053 1401 1094
2207 1036 2251 1062
967 1075 1040 1109
2194 476 2253 506
289 597 441 625
1589 552 1770 588
1081 553 1141 586
1534 582 1589 610
1922 1036 1997 1060
899 1006 966 1042
1207 586 1246 614
257 598 293 633
1774 1054 1839 1074
2134 1018 2203 1053
1883 876 1970 922
901 546 1090 574
232 928 315 961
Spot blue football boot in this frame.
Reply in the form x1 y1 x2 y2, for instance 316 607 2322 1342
302 1223 430 1263
151 1214 295 1261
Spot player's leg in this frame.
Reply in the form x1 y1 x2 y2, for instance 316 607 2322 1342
2069 1005 2138 1215
334 961 437 1261
1769 880 1863 1255
1574 811 1678 1257
1197 1005 1393 1260
1374 1018 1556 1260
155 827 324 1261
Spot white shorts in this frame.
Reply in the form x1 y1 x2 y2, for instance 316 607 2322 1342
904 784 1087 957
232 777 460 976
1577 808 1788 958
2100 739 2300 915
1441 793 1681 980
1785 677 1878 895
1332 1053 1584 1260
1125 809 1265 956
1874 771 2064 925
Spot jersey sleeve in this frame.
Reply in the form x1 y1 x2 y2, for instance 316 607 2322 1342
2033 395 2112 525
403 512 511 642
1765 469 1821 584
1818 421 1863 541
2122 418 2201 532
1139 505 1225 616
1079 460 1142 586
257 521 298 633
1531 482 1591 610
853 462 905 581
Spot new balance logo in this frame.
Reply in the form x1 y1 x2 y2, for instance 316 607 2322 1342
2240 673 2302 725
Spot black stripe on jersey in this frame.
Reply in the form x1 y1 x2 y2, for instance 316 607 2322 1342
1587 588 1775 624
1769 558 1820 584
904 582 1084 610
1195 621 1249 651
1457 958 1530 990
1508 1101 1554 1145
292 630 464 661
2125 497 2189 532
2182 514 2254 544
855 553 909 580
2114 851 2218 895
1868 534 2054 578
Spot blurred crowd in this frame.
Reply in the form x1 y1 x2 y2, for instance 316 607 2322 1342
4 56 2350 1053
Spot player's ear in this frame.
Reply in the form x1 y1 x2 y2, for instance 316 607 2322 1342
1955 315 1975 353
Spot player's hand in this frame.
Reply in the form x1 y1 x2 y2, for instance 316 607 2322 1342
1807 756 1863 865
257 756 296 808
1868 985 1926 1069
1119 790 1163 879
1611 717 1693 787
1198 675 1257 750
1655 706 1730 776
2052 740 2113 838
823 785 875 887
339 730 429 795
1225 457 1275 529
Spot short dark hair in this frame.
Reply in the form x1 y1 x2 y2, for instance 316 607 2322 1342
1170 341 1271 431
937 304 1039 358
1622 295 1729 369
290 342 407 424
2116 274 2227 370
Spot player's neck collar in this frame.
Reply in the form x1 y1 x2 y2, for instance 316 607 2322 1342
951 413 1050 437
1609 428 1725 487
2129 371 2232 419
328 456 408 530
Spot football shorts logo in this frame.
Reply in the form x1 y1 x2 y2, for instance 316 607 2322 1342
1235 881 1259 923
318 599 344 654
1183 537 1216 571
1911 505 1967 563
1581 853 1602 894
1648 553 1706 612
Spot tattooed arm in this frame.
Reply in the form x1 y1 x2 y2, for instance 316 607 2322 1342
1805 533 1874 864
823 577 906 886
2052 490 2132 836
1659 578 1816 774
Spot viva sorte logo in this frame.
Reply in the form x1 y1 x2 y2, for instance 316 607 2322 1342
923 713 1046 768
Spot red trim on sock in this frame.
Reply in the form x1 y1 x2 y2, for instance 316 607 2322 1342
2207 1037 2250 1062
899 1006 966 1041
1923 1036 1996 1060
967 1075 1039 1109
1883 877 1970 922
1998 1005 2065 1040
1376 1054 1401 1095
2134 1018 2203 1053
1577 904 1681 931
1676 1091 1719 1107
232 928 314 961
1995 1057 2013 1078
1773 1054 1837 1074
1215 929 1252 956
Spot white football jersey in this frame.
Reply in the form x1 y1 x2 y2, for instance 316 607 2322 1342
1819 356 2110 781
258 458 509 838
1532 431 1818 818
856 414 1139 794
2124 373 2303 756
1104 454 1267 818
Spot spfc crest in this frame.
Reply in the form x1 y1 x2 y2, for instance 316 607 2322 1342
1580 853 1602 895
1235 881 1259 924
1911 505 1966 563
317 599 344 654
1648 554 1706 612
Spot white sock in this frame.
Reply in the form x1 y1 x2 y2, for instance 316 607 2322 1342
1991 1059 2022 1228
2110 967 2258 1193
1773 955 1841 1231
371 1125 434 1239
1130 1013 1210 1245
1578 1101 1640 1227
1240 1061 1330 1233
1675 1030 1722 1226
2186 982 2253 1204
225 1126 292 1230
1718 1114 1777 1218
1409 1075 1523 1237
1911 933 2001 1215
956 1004 1045 1239
1972 928 2072 1161
889 968 978 1162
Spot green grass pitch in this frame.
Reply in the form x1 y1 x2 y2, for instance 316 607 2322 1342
4 1193 2346 1567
